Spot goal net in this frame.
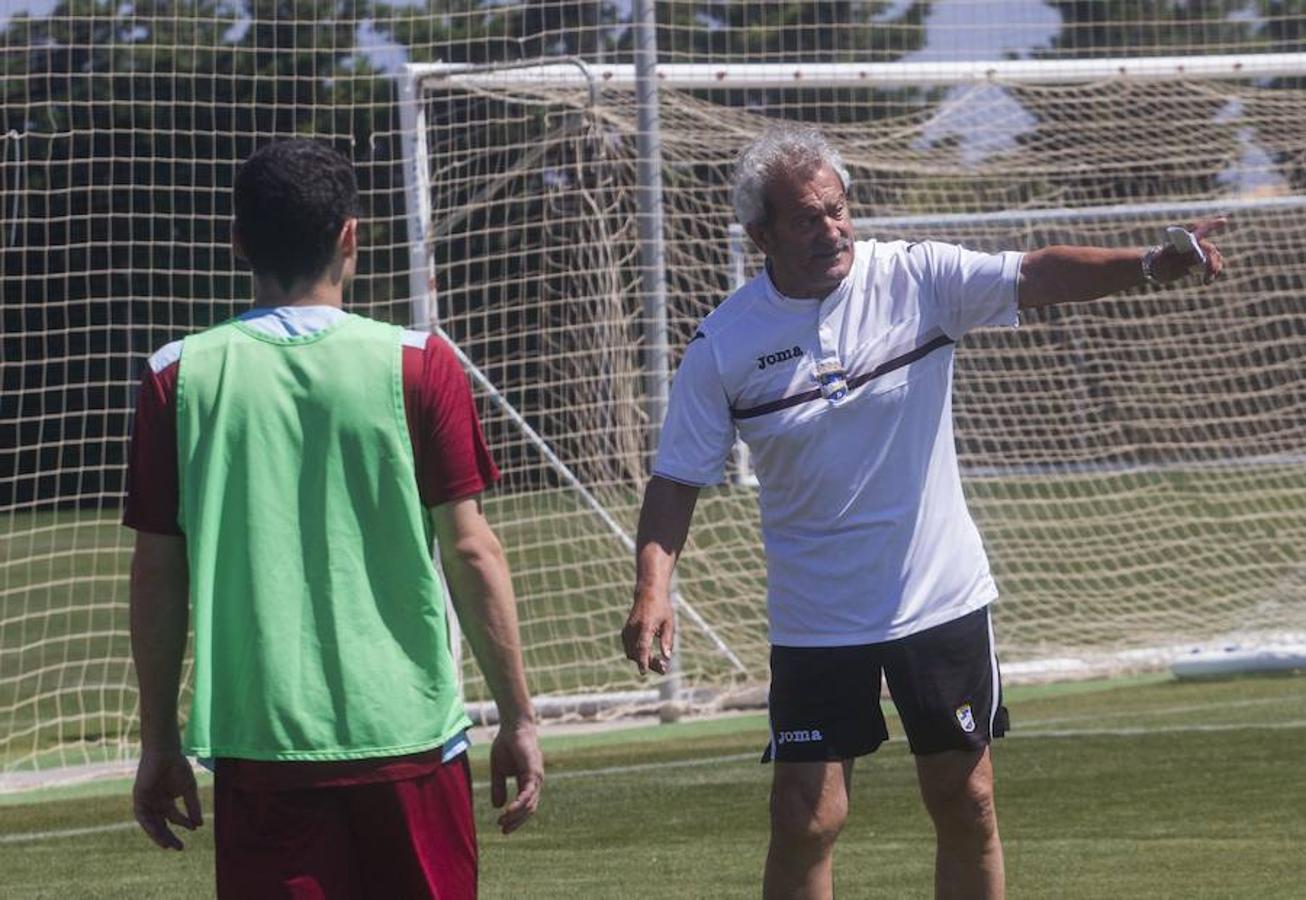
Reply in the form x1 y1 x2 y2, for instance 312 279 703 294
4 1 1306 786
409 57 1306 712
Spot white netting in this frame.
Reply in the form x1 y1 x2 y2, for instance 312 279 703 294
416 69 1306 711
4 0 1306 783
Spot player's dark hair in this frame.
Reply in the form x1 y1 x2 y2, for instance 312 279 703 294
233 140 361 290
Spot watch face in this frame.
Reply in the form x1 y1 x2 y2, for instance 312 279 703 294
1141 246 1162 285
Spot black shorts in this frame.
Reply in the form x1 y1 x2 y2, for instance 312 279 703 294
762 606 1009 761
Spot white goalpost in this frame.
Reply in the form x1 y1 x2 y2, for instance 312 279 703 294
410 52 1306 88
400 51 1306 715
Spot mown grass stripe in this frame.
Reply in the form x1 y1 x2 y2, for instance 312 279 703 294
0 820 136 845
5 716 1304 846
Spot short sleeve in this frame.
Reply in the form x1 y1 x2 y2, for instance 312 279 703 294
407 335 500 507
122 364 183 535
920 242 1023 340
652 332 736 486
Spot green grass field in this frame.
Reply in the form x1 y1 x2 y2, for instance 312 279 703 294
2 673 1304 898
4 464 1306 770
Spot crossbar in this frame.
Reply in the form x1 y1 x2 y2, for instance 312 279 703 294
408 53 1306 91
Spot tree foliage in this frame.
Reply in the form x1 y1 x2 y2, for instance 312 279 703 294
655 0 928 61
1041 0 1252 57
6 0 1306 505
1019 1 1298 203
1 0 400 506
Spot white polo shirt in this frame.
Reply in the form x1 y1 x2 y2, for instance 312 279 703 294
654 239 1023 646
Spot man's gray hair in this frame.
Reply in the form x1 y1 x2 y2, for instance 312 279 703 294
732 124 852 228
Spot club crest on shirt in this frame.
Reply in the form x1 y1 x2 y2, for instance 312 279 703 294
955 703 976 733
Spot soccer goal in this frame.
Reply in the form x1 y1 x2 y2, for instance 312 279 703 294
400 52 1306 717
7 36 1306 792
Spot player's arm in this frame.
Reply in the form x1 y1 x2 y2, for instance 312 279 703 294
431 495 542 835
1019 217 1226 309
124 364 201 850
622 326 732 675
623 476 701 675
130 530 203 850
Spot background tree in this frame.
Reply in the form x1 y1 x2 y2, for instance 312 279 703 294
1 0 399 507
1249 0 1306 190
1026 1 1254 203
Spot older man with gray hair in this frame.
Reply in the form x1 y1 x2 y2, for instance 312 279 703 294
622 123 1225 899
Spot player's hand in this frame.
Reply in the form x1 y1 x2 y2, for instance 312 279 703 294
1158 217 1227 285
132 749 202 850
622 589 675 676
489 718 543 835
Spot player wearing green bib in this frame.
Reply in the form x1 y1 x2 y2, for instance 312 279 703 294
126 140 542 898
176 312 471 761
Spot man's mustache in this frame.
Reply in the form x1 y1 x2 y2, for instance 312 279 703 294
814 240 852 255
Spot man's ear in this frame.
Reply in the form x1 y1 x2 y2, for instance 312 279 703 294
231 220 247 261
746 222 770 257
338 217 358 259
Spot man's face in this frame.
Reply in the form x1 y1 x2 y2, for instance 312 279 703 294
746 163 854 300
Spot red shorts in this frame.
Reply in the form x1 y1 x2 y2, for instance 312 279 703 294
213 752 477 899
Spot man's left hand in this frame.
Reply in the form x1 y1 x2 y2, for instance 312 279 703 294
489 719 544 835
132 749 202 850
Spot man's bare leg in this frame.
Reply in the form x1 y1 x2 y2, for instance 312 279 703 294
763 759 854 900
915 746 1003 900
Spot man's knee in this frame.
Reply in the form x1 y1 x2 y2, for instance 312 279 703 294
925 780 997 838
769 775 848 851
917 750 999 840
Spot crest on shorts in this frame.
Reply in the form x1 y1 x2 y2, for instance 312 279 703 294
955 702 976 733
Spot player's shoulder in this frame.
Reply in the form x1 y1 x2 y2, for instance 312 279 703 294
868 237 943 262
149 315 247 374
866 238 964 281
401 327 457 359
401 328 432 352
401 329 467 387
146 340 184 375
696 271 773 343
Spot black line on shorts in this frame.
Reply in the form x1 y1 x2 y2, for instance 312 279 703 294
729 334 956 420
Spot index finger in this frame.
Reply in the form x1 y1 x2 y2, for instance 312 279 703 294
497 775 542 834
182 783 203 828
622 620 652 675
490 762 508 808
135 809 182 851
1191 217 1227 241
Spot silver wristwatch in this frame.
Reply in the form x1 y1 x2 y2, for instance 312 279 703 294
1140 245 1164 287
